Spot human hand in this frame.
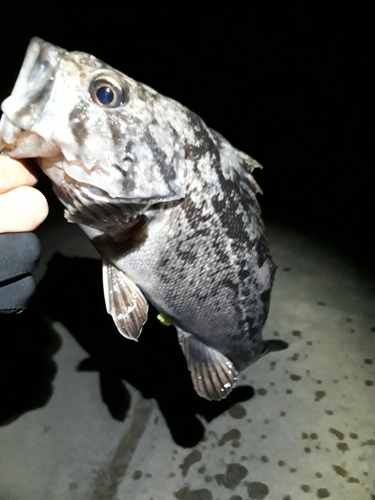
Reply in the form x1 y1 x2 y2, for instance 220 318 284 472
0 156 48 313
0 156 48 232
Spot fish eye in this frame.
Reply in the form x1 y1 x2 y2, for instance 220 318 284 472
89 75 128 108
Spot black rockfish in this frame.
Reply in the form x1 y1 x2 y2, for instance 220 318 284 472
0 38 287 399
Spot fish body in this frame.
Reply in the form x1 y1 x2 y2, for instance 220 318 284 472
0 38 287 399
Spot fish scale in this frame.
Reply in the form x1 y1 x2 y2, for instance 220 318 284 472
0 37 288 400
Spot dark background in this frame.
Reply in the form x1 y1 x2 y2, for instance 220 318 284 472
0 1 373 268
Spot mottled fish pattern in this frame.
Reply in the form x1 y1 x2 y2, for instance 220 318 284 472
0 38 287 399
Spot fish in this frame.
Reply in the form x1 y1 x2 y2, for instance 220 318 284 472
0 38 288 400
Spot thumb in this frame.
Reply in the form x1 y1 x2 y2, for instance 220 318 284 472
0 186 49 233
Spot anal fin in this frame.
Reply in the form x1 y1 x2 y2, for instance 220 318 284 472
102 260 148 341
178 329 238 400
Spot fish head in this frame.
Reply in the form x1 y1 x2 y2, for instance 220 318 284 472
0 38 184 228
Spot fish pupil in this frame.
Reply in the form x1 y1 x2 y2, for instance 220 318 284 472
96 86 114 105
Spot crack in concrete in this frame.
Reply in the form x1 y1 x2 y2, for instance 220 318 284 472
89 397 154 500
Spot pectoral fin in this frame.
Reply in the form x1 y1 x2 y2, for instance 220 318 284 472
102 260 148 341
177 329 238 400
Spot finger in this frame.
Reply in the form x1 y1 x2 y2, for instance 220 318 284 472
0 156 40 193
0 186 49 232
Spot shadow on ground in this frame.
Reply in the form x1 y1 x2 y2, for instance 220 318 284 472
0 308 60 426
0 253 254 447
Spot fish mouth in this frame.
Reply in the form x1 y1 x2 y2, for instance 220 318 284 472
0 37 64 153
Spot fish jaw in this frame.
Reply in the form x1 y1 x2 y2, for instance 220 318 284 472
1 38 63 132
0 38 63 157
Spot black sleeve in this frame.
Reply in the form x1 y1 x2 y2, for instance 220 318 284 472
0 232 41 314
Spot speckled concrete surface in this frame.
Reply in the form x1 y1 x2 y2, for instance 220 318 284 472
0 211 374 500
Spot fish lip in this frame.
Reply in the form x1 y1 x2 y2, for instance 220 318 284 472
0 37 65 132
12 37 64 97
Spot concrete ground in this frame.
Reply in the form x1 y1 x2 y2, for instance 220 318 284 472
0 204 374 500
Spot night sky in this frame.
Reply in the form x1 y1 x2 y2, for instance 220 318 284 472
0 2 373 271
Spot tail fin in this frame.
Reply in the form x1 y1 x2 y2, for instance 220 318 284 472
263 339 289 355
